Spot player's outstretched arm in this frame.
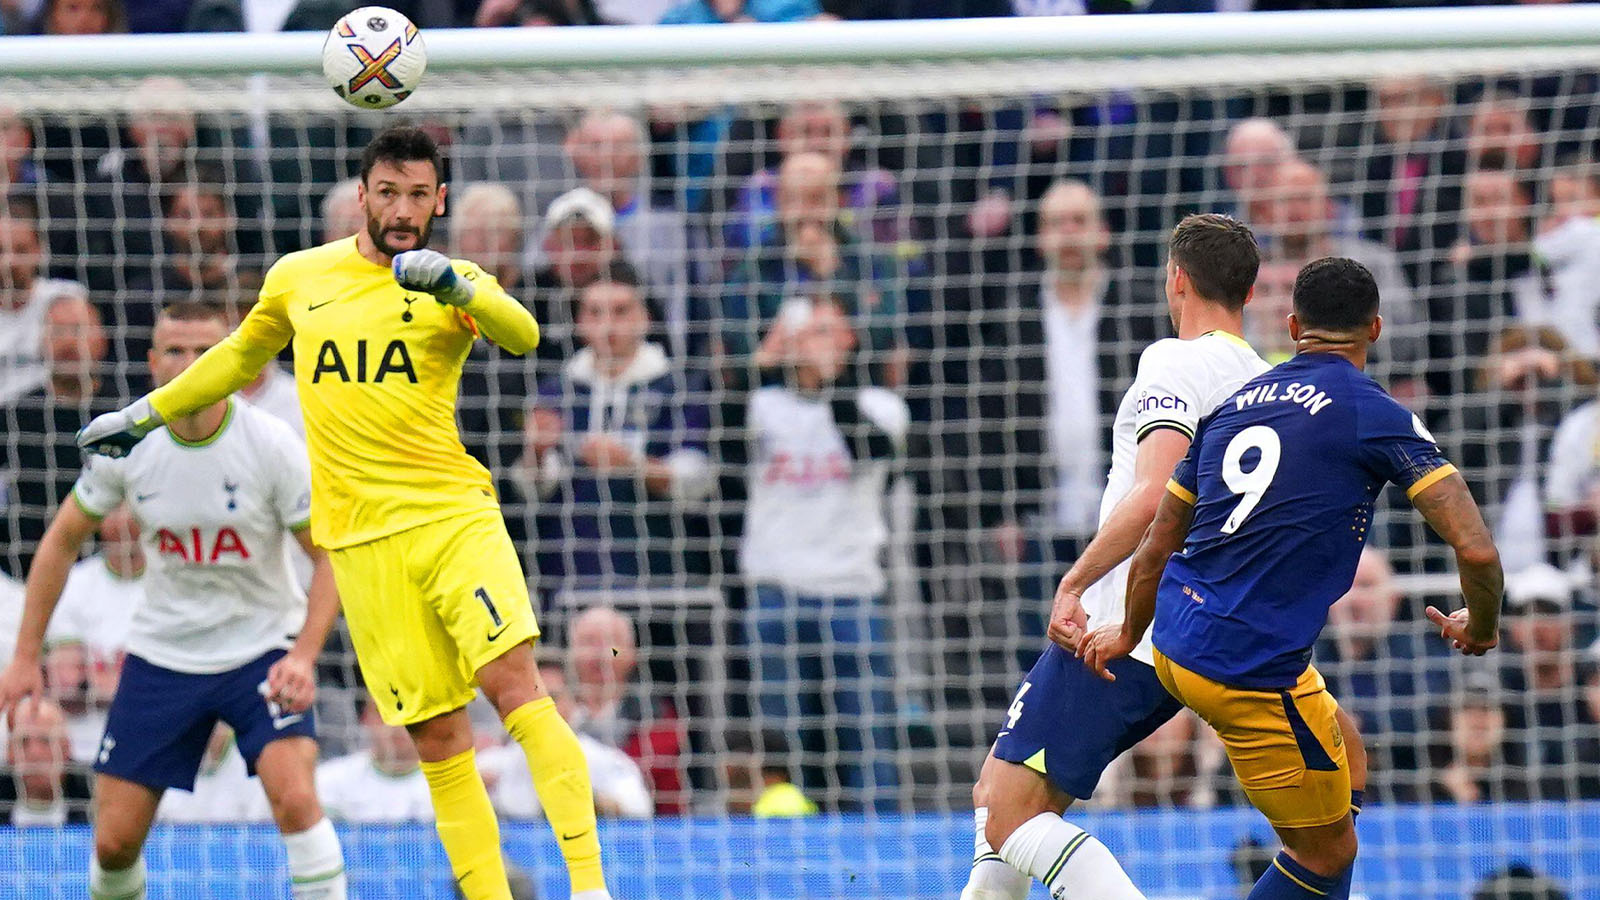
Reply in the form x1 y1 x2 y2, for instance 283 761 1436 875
1411 472 1503 655
1079 487 1194 680
1047 428 1191 652
0 499 99 721
394 250 540 355
265 530 342 715
80 284 293 457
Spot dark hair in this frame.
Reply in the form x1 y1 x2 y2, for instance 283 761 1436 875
1291 257 1380 333
3 194 39 223
158 301 228 328
360 126 444 185
724 727 795 779
516 0 603 25
39 0 126 34
588 259 642 292
1168 213 1259 310
1550 150 1600 194
162 162 231 215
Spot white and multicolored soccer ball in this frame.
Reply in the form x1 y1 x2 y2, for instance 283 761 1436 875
322 6 427 110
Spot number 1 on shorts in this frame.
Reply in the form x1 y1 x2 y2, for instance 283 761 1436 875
475 586 503 627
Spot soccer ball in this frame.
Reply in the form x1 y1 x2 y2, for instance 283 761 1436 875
322 6 427 110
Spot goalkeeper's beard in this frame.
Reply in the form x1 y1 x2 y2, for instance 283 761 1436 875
368 218 434 258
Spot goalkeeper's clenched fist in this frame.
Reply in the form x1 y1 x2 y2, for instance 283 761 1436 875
393 248 477 307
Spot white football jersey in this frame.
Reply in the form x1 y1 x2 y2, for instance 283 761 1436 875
739 386 910 597
1080 332 1268 664
315 754 433 822
71 399 313 675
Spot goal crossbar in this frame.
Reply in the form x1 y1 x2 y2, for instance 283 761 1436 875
6 6 1600 76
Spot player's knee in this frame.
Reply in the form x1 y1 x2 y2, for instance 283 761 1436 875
267 782 323 833
94 829 143 871
477 642 542 716
1283 819 1357 876
406 710 473 762
982 800 1029 852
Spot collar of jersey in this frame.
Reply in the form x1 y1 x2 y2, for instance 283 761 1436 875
1202 329 1252 350
167 398 235 449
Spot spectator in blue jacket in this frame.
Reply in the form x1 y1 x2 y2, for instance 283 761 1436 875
514 261 715 596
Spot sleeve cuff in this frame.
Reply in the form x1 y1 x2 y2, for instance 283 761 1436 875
70 489 107 521
1166 479 1198 505
1137 419 1196 442
1405 463 1458 499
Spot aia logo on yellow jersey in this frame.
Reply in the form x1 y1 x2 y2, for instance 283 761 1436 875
312 338 418 383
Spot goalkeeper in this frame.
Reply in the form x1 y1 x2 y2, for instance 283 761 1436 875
79 126 611 900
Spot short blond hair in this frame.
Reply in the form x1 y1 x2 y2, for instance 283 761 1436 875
454 182 522 232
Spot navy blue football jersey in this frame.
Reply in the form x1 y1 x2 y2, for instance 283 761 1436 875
1151 352 1455 689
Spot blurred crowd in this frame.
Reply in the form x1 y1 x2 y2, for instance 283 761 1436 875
1 39 1600 825
0 0 1570 37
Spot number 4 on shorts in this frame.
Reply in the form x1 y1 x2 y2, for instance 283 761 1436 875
1006 681 1032 729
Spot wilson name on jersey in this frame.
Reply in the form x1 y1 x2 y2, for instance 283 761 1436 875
1154 352 1454 689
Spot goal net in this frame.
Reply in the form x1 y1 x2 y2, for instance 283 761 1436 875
2 11 1599 898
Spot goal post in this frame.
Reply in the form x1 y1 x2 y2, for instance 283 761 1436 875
3 8 1600 899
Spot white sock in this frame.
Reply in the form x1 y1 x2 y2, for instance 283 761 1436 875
282 818 347 900
89 855 146 900
960 806 1031 900
997 812 1146 900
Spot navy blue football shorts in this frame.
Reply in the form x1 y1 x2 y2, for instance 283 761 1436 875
95 648 317 792
991 643 1183 800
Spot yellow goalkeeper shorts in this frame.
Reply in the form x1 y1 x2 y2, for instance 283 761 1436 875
329 510 540 727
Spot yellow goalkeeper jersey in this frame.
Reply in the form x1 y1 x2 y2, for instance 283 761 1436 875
147 236 539 550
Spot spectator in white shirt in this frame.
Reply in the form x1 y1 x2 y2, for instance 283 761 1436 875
44 504 145 761
315 700 433 822
157 724 270 823
0 572 21 669
481 662 652 819
1542 394 1600 568
0 202 87 405
740 298 906 812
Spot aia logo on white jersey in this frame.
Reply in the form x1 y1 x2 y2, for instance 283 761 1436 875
155 527 251 564
762 451 851 488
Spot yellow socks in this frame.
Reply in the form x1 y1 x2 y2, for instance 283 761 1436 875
504 697 606 894
417 749 510 900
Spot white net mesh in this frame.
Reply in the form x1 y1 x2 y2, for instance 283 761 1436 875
2 28 1600 899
